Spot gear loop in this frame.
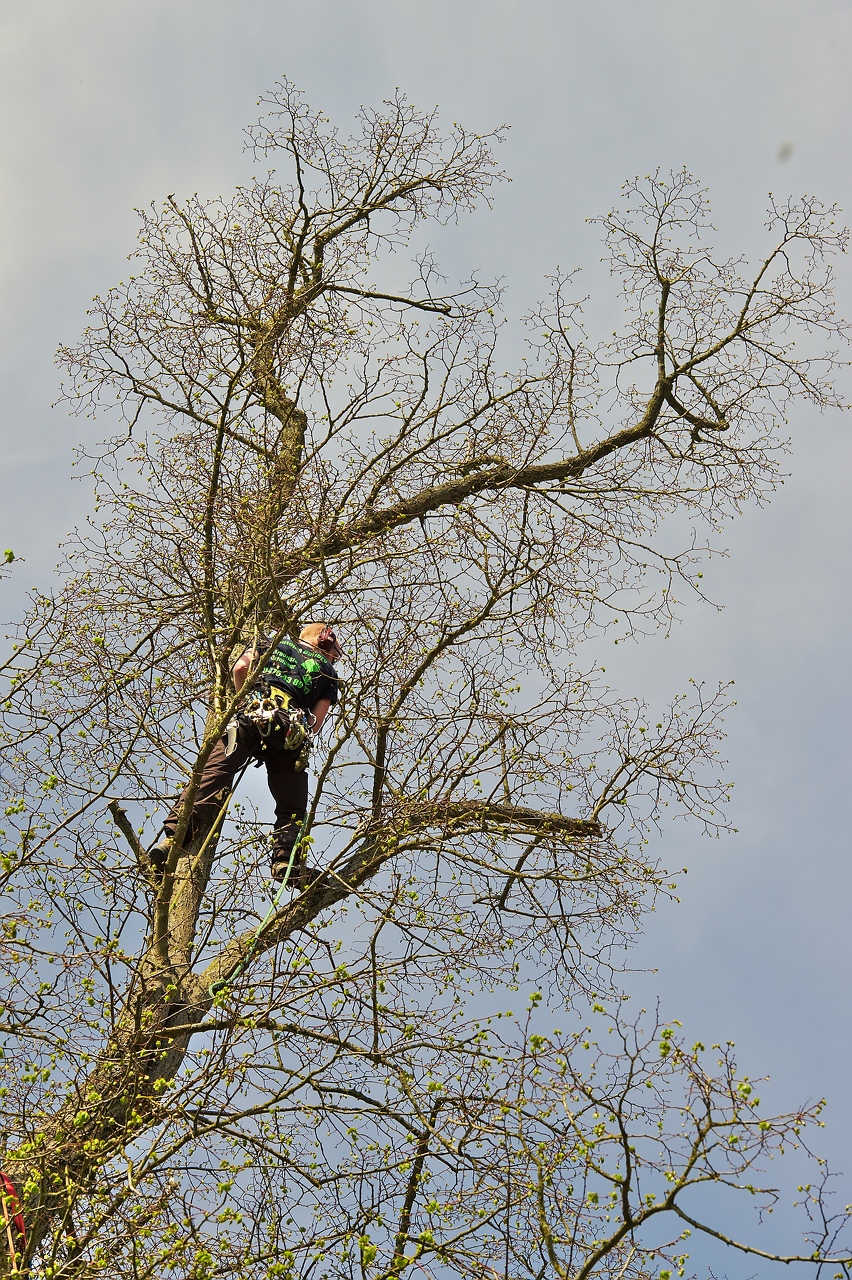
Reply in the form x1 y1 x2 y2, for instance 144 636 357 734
240 682 312 756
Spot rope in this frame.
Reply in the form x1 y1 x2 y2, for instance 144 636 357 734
0 1171 23 1274
208 815 307 1001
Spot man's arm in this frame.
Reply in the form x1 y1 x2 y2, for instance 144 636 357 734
232 649 258 693
310 698 332 734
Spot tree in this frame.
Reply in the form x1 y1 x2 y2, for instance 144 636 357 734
0 80 849 1278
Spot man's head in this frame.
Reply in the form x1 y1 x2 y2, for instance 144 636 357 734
299 622 343 662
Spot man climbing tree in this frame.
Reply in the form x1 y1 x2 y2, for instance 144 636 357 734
148 621 342 888
1 80 851 1277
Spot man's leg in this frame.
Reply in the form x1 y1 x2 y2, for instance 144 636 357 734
264 750 311 884
151 724 257 873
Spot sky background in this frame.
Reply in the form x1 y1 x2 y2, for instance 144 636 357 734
1 0 851 1261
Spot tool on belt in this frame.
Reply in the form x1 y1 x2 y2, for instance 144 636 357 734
226 683 313 768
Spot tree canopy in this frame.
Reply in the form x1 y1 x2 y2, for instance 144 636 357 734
1 80 850 1279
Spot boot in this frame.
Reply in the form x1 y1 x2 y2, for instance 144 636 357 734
270 816 305 885
146 836 171 883
270 855 322 890
270 852 296 884
289 860 324 892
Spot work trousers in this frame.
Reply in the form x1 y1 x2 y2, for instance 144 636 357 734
163 715 308 862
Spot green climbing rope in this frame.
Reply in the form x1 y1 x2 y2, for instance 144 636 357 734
208 818 306 1000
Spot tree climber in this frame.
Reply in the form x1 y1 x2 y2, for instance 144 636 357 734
148 622 342 890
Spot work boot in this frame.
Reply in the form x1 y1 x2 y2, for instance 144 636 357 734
147 836 171 883
270 852 296 884
271 857 322 890
289 861 324 892
271 816 306 884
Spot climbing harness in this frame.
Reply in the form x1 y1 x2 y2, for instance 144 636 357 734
208 815 307 1001
0 1170 25 1274
228 684 313 768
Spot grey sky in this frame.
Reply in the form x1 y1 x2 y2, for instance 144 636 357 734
2 0 851 1218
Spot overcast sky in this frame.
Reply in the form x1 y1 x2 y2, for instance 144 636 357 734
2 0 852 1238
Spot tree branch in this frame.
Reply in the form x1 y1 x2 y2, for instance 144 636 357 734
107 800 148 878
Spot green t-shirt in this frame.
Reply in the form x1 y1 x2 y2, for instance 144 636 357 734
259 638 339 711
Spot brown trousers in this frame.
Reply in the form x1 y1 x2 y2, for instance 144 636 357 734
163 716 308 862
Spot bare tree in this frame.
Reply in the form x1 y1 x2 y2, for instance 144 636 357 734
0 80 849 1278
